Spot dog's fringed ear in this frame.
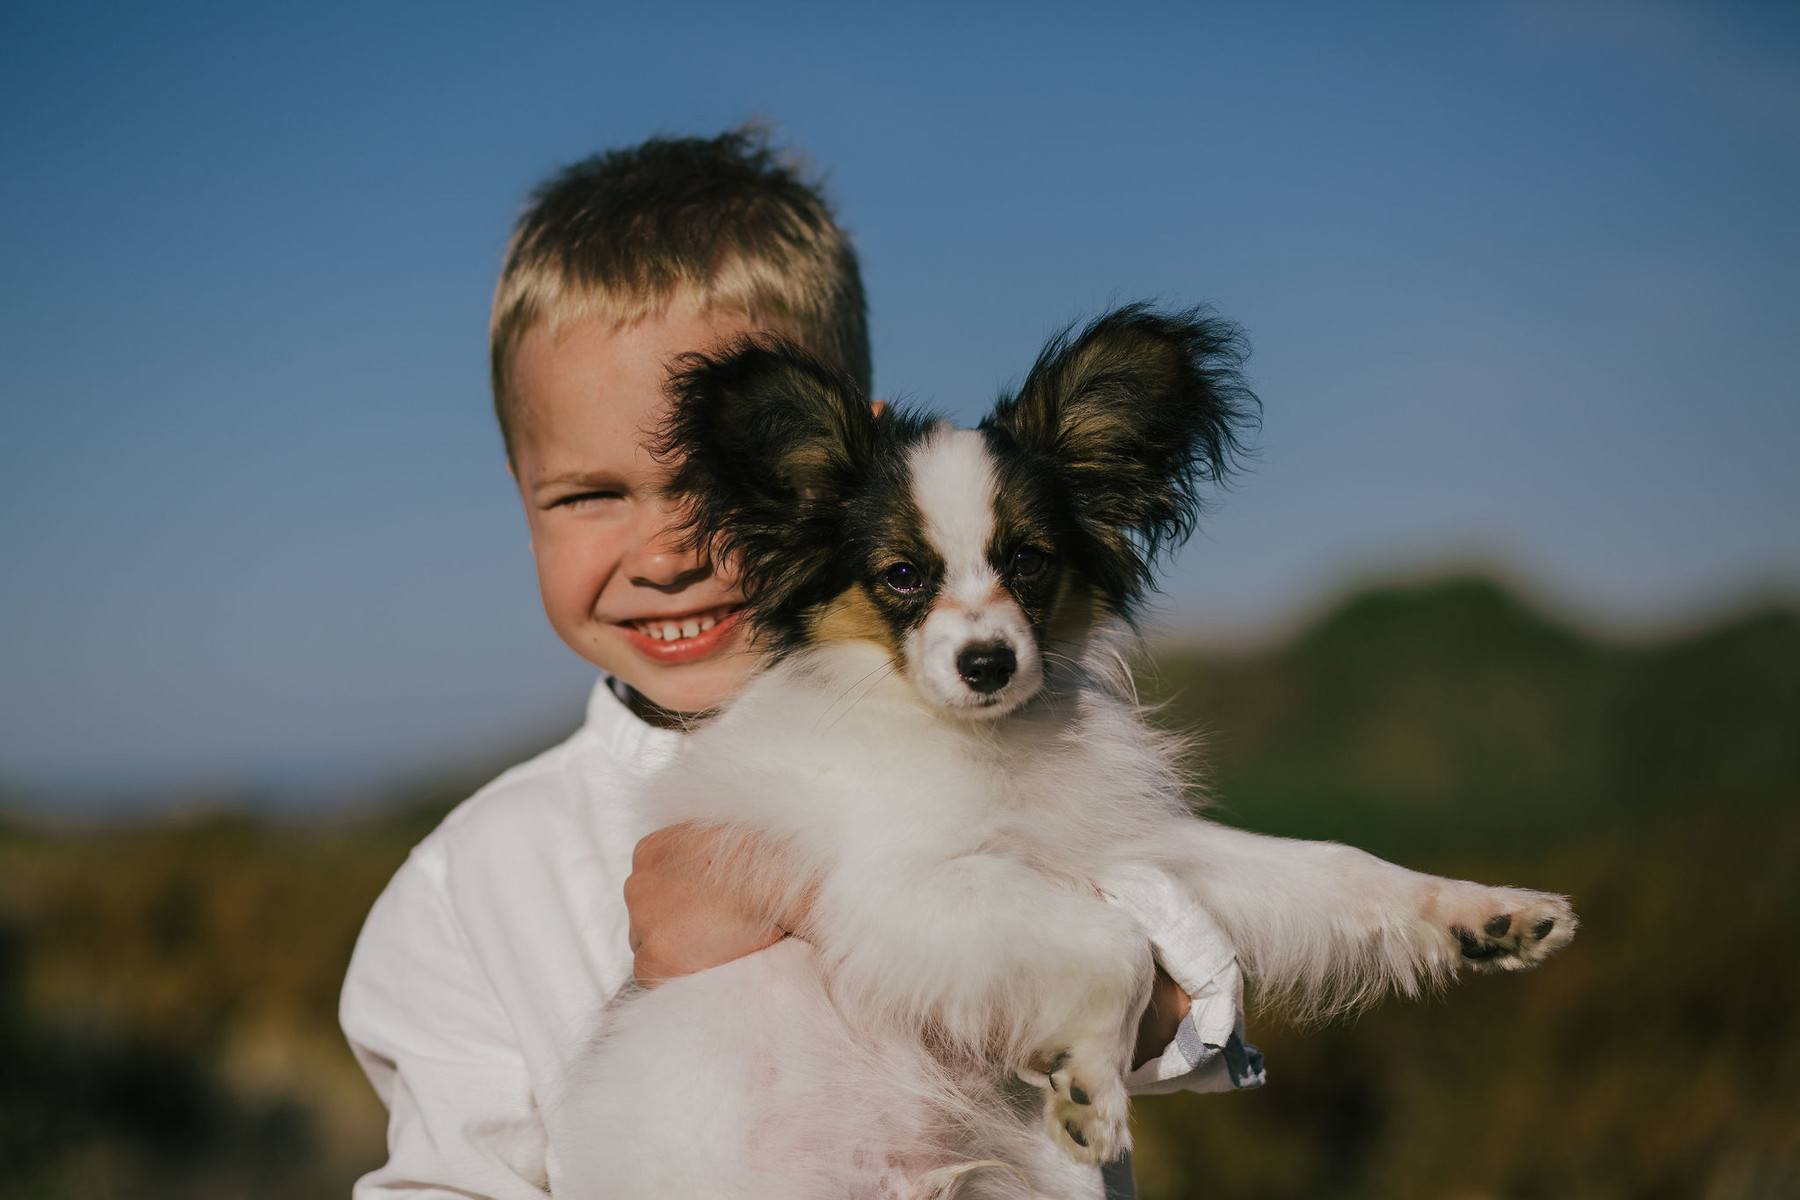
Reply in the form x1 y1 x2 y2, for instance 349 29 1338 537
981 304 1259 612
658 335 880 623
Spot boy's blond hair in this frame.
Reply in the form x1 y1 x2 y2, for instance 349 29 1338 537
490 127 871 460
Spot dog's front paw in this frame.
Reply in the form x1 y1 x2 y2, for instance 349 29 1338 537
1034 1047 1130 1165
1438 886 1577 973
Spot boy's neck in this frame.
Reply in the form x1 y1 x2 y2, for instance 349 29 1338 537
607 676 718 731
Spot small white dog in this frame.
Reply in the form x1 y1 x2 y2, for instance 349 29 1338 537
553 306 1575 1199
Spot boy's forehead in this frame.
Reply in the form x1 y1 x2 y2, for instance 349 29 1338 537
510 298 776 462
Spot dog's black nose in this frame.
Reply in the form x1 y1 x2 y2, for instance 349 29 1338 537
956 643 1017 694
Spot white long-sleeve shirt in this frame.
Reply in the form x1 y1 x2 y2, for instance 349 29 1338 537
340 677 1262 1198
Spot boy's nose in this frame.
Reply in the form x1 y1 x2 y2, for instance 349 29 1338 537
631 563 712 592
625 498 717 591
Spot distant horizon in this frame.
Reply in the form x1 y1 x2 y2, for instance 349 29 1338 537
6 563 1792 818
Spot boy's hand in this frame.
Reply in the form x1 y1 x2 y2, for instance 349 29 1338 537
1133 965 1192 1069
624 824 799 986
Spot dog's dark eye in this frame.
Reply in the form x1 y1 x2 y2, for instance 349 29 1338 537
1012 546 1049 581
883 562 924 594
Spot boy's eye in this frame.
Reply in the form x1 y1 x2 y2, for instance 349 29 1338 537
1011 546 1050 580
883 562 924 594
551 490 623 509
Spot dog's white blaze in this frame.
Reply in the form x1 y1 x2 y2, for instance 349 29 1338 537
909 426 997 591
904 426 1043 714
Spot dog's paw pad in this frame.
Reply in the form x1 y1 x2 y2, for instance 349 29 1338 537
1454 926 1502 961
1043 1066 1128 1165
1446 890 1577 973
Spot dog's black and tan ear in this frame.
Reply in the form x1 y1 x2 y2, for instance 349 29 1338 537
981 304 1259 611
658 335 880 616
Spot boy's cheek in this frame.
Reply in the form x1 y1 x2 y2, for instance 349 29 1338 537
529 541 607 637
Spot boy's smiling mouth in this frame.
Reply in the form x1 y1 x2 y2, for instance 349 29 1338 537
615 606 746 664
627 606 733 641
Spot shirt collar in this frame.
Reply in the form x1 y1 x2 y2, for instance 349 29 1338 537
584 675 685 774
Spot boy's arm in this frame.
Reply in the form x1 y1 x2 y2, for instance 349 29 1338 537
340 853 551 1200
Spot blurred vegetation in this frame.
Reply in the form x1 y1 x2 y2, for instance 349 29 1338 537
2 576 1795 1198
1131 578 1800 1200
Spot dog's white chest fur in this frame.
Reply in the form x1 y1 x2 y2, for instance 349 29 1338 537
551 642 1181 1200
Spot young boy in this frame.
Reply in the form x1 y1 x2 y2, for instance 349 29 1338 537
340 129 1259 1200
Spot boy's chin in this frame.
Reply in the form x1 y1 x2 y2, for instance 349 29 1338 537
602 628 756 715
625 666 748 716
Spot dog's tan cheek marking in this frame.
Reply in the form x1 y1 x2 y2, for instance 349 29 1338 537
810 585 905 661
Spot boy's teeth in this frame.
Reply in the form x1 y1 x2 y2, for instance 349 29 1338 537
637 612 724 641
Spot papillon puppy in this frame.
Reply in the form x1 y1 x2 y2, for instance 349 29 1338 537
553 305 1576 1200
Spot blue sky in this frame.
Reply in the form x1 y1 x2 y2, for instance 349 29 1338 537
2 1 1796 807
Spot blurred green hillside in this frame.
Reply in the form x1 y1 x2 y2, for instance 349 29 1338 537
1131 579 1800 1200
2 576 1795 1198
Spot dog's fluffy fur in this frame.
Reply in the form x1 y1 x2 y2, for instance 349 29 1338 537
551 305 1576 1199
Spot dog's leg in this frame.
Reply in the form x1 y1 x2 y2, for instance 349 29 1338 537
1025 985 1150 1168
1160 821 1576 1019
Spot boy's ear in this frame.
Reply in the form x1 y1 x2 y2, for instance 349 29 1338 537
659 335 879 612
981 304 1259 609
